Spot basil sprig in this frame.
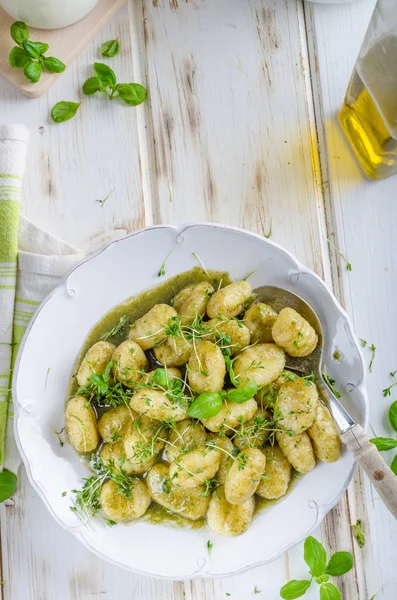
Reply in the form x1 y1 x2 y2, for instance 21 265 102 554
82 63 147 106
8 21 65 83
187 382 258 419
280 536 353 600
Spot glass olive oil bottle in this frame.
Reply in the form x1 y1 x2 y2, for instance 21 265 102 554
339 1 397 180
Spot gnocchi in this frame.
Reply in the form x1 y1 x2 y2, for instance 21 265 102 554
67 269 341 535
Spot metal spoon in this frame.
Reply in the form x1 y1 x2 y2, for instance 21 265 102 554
254 285 397 519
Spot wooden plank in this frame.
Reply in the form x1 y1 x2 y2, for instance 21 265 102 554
0 0 127 98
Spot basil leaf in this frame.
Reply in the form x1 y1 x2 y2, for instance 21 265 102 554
116 83 147 106
10 21 29 46
50 101 81 123
325 551 353 576
227 382 258 403
24 60 42 83
188 392 222 419
83 77 101 95
0 470 17 502
152 368 169 388
93 62 117 88
9 47 30 68
351 520 365 548
101 39 120 58
369 437 397 451
388 400 397 432
303 536 327 577
23 40 49 59
391 454 397 476
319 583 341 600
42 57 66 73
224 355 240 387
280 580 311 599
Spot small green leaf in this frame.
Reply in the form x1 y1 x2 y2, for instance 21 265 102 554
23 40 49 59
83 77 101 95
152 368 169 388
93 62 117 88
62 491 67 497
0 470 17 502
101 39 120 58
42 57 66 73
10 21 29 46
227 382 258 403
9 47 30 68
207 539 213 554
369 437 397 451
388 400 397 433
187 392 223 419
51 101 81 123
303 536 327 577
280 580 311 599
391 454 397 476
24 60 42 83
315 575 329 584
325 551 353 576
319 583 341 600
351 520 366 548
116 83 147 106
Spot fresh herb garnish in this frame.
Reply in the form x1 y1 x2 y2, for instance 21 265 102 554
62 491 67 498
322 372 341 399
264 221 272 239
327 237 352 272
280 536 353 599
51 426 65 447
101 39 120 58
207 540 213 554
382 370 397 397
0 470 17 503
157 250 174 277
101 314 128 341
83 63 147 106
192 252 209 276
51 101 81 123
254 586 261 595
187 383 258 419
9 21 65 82
78 361 131 408
351 520 366 548
96 190 113 207
359 338 367 347
368 344 376 373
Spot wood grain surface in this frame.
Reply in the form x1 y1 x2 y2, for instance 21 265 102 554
0 0 395 598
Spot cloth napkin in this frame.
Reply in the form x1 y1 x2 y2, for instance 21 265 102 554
0 124 126 476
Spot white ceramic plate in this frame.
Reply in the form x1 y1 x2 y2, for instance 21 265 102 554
13 223 368 579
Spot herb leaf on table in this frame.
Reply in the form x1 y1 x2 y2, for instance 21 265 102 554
82 63 147 106
351 520 366 548
0 470 17 503
101 39 120 58
51 101 81 123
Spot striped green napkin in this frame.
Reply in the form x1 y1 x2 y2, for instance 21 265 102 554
0 125 29 473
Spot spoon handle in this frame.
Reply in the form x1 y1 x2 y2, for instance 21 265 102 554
341 424 397 519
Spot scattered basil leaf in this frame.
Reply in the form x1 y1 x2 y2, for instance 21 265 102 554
152 368 170 388
187 392 222 419
83 77 101 95
93 62 117 88
116 83 147 106
227 382 258 403
351 520 365 548
24 60 42 83
0 470 17 502
325 551 353 577
319 582 341 600
391 454 397 476
23 40 49 59
369 437 397 451
280 580 311 599
101 39 120 58
42 56 66 73
388 400 397 432
8 47 30 68
51 101 81 123
304 536 327 577
207 540 213 554
10 21 29 46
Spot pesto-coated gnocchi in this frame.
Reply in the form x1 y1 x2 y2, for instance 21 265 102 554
129 304 177 350
100 479 151 522
308 403 341 462
207 280 252 318
77 341 115 387
256 444 291 500
187 340 226 393
275 377 319 434
173 281 214 324
113 340 148 386
169 445 221 488
233 343 286 387
272 307 318 357
243 303 277 344
276 430 316 473
65 396 99 453
224 448 266 505
207 486 255 536
205 316 250 355
67 270 341 535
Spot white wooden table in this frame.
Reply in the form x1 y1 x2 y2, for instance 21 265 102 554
1 0 396 598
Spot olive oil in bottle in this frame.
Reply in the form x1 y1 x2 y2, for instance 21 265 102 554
339 35 397 180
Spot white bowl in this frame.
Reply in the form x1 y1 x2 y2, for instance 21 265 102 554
13 223 368 579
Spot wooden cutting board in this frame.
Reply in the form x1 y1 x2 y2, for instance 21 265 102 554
0 0 127 98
